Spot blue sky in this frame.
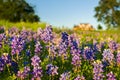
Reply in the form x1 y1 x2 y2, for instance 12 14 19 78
26 0 102 29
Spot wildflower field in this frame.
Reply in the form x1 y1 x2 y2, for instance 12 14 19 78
0 25 120 80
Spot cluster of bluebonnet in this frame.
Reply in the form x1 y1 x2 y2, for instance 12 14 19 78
17 66 30 79
31 55 43 79
116 51 120 66
0 53 11 71
74 75 85 80
11 36 25 55
102 49 114 64
46 64 58 76
0 34 3 48
93 60 104 80
0 25 120 80
106 71 116 80
59 72 70 80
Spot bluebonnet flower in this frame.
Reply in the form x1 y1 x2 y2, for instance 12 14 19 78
32 66 42 80
17 71 23 79
31 55 42 79
68 35 81 67
9 37 14 42
25 31 35 42
0 34 4 48
72 41 79 49
46 64 58 76
116 51 120 66
2 33 8 45
40 25 54 43
34 41 42 54
20 30 28 40
37 28 43 40
1 53 11 65
33 32 39 41
61 32 69 45
58 42 68 57
102 49 114 64
0 34 4 41
0 53 12 72
0 58 4 72
49 44 57 58
96 42 106 52
11 36 25 55
59 72 70 80
93 60 104 80
74 75 85 80
69 35 80 55
58 32 69 59
108 41 118 51
117 43 120 50
17 66 30 79
23 66 30 74
61 32 68 41
72 54 81 67
83 47 94 60
106 71 116 80
70 43 81 56
31 55 41 67
19 29 34 42
93 40 99 52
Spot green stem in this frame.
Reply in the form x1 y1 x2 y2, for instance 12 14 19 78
7 64 11 76
17 53 19 61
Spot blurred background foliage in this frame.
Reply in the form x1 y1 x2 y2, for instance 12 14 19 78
0 0 39 22
0 0 120 30
94 0 120 29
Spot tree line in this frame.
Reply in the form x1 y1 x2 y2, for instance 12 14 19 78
0 0 39 22
0 0 120 29
95 0 120 29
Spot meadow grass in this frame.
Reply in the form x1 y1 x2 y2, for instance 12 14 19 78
0 20 46 31
0 20 120 40
0 20 120 80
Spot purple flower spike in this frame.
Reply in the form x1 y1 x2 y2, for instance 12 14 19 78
32 66 42 79
72 54 81 67
31 55 41 67
0 34 4 48
102 49 114 64
83 47 94 60
34 41 42 54
31 55 42 79
11 36 25 55
17 66 30 79
0 58 4 72
40 25 54 43
49 44 57 58
46 64 58 76
108 41 118 51
59 72 70 80
93 60 104 80
116 51 120 66
106 71 116 80
1 53 11 65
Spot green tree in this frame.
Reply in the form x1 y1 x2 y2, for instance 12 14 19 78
94 0 120 28
0 0 40 22
97 24 103 30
